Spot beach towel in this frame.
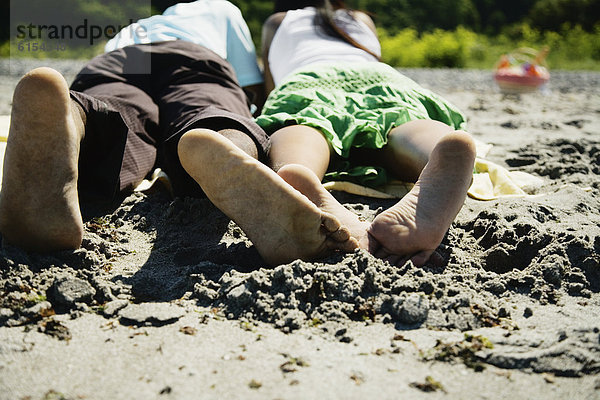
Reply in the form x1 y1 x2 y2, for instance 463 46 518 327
322 139 546 200
323 157 545 200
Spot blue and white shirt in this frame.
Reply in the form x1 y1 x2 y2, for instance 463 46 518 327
105 0 263 87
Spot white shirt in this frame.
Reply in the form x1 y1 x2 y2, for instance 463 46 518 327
105 0 263 87
268 7 381 86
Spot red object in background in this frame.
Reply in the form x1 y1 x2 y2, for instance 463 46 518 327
494 47 550 93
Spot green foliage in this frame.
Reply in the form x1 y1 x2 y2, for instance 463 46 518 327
380 27 477 68
0 41 9 58
379 23 600 70
493 23 600 69
528 0 600 31
230 1 273 51
351 0 476 33
2 0 599 70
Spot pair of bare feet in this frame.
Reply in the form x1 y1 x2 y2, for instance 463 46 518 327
0 67 355 265
0 67 476 267
180 126 476 266
275 128 476 266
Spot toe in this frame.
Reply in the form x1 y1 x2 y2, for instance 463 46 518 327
366 233 381 254
343 237 360 251
328 226 350 242
397 256 410 266
321 212 342 233
326 236 359 252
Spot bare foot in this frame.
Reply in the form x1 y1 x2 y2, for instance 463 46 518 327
177 129 358 266
367 131 476 266
0 67 85 251
276 164 371 248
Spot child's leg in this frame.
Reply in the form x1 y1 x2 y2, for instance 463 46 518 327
381 119 458 182
178 128 358 266
269 120 476 267
268 125 331 178
277 164 371 248
269 125 371 246
368 121 476 266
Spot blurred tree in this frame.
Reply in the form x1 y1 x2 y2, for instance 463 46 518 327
1 1 9 43
354 0 534 34
151 0 194 13
2 0 599 48
230 0 273 49
528 0 600 31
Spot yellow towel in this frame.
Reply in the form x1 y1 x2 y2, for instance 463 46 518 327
324 180 412 199
134 168 173 195
324 142 545 201
469 158 544 200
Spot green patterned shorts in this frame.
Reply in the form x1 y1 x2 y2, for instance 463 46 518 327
256 61 467 187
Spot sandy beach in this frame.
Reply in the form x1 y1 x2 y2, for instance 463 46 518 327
0 59 599 399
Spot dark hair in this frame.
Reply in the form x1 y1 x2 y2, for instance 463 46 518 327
274 0 346 13
274 0 328 12
273 0 380 60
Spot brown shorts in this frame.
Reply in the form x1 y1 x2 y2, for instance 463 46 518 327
69 41 269 202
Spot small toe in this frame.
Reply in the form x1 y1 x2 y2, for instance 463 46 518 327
321 212 342 233
326 236 359 252
328 226 351 242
